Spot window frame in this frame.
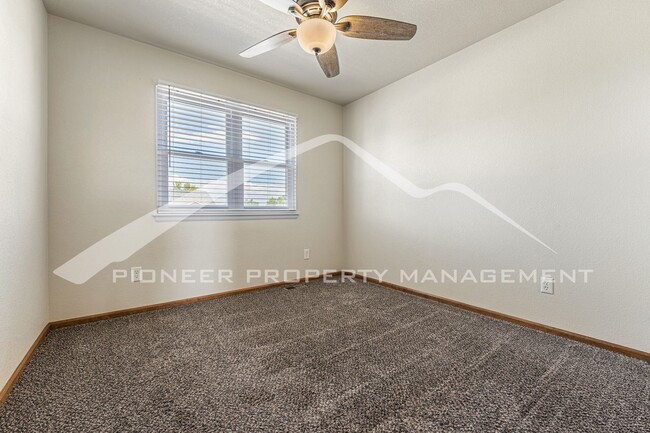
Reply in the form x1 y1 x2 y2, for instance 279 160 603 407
154 82 298 221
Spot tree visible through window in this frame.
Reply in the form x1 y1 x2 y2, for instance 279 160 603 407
156 84 297 216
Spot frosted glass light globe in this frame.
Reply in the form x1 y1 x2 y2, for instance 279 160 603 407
297 18 337 55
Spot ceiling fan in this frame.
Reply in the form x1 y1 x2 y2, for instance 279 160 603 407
240 0 417 78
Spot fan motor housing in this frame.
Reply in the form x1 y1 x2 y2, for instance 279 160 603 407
296 1 337 23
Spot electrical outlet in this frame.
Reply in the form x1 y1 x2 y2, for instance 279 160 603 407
303 249 310 260
131 267 142 283
541 277 554 294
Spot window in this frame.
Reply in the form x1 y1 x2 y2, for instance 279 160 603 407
156 83 297 219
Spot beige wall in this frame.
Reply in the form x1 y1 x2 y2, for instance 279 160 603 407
343 0 650 352
48 17 343 321
0 0 49 388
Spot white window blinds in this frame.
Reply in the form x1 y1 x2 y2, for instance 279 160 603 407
156 83 297 217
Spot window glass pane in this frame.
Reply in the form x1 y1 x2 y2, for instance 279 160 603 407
242 117 287 164
167 155 228 207
244 163 288 208
168 98 227 158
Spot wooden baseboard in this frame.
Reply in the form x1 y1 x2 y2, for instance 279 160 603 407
1 273 341 406
50 272 342 330
0 324 51 406
357 275 649 362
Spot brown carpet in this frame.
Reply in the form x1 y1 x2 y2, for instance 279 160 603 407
0 279 648 432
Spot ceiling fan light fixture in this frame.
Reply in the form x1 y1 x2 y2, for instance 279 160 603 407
296 18 337 55
244 0 417 79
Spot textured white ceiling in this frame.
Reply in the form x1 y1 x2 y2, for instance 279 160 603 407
43 0 564 105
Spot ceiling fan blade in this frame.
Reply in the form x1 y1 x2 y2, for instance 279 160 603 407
316 45 340 78
337 15 417 40
258 0 303 15
240 30 297 58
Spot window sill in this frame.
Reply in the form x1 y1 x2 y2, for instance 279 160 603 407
153 210 299 222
